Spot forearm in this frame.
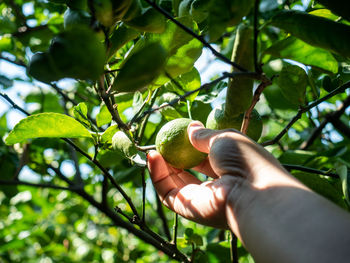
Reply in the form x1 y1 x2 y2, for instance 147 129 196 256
226 173 350 263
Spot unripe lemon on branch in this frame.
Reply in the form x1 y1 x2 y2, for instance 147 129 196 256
206 105 262 141
156 118 207 169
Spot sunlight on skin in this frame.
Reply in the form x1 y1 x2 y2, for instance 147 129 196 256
148 121 350 262
148 121 309 230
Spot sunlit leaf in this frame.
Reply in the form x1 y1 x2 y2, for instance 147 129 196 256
264 37 338 74
5 113 92 145
96 104 112 127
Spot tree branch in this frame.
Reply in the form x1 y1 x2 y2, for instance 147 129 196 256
134 72 259 124
331 118 350 139
155 190 172 241
230 232 238 263
282 164 339 178
241 77 272 134
261 80 350 146
12 25 49 37
0 55 27 67
144 0 248 72
98 77 129 131
0 92 30 115
0 180 72 191
300 94 350 150
0 91 140 219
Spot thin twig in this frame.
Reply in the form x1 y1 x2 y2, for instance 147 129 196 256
63 137 140 218
331 118 350 139
134 72 258 124
1 93 190 262
0 55 26 67
300 118 328 150
262 80 350 146
0 180 72 191
300 95 350 150
136 89 160 143
144 0 248 72
0 92 30 116
98 77 129 131
230 232 238 263
141 168 146 224
172 213 179 246
155 191 172 241
283 164 339 178
47 164 73 186
0 91 140 219
136 145 156 152
241 77 272 134
12 24 48 37
129 91 153 126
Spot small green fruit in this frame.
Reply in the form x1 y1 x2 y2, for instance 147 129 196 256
206 105 262 141
156 118 207 169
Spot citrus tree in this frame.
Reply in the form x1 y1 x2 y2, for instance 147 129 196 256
1 0 350 262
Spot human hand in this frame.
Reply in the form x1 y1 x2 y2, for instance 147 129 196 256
147 121 302 229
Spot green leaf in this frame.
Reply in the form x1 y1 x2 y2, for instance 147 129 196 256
28 26 106 82
315 0 350 21
100 124 118 145
0 17 17 34
184 228 194 238
96 104 112 127
191 233 203 246
278 150 316 165
0 113 7 137
191 100 212 124
292 171 348 209
147 17 203 84
277 64 308 105
206 0 254 41
0 36 12 52
157 92 184 120
5 113 92 145
112 42 168 93
125 7 166 33
309 9 339 20
73 102 89 127
206 241 231 263
264 37 338 74
336 163 350 205
164 38 202 79
164 67 201 102
271 10 350 58
108 24 139 59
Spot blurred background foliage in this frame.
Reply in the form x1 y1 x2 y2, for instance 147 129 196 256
0 0 350 262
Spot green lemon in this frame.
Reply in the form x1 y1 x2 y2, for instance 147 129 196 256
206 105 263 141
156 118 207 169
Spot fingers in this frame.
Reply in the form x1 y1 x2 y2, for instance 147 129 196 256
193 157 218 178
187 121 221 153
147 150 201 201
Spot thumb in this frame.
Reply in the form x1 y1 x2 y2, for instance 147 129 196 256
188 121 221 153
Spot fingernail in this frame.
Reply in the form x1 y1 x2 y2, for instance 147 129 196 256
189 121 204 128
188 121 204 133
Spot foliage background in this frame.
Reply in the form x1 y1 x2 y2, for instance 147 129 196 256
0 0 350 262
